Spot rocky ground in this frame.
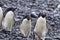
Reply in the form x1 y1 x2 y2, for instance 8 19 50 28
0 0 60 40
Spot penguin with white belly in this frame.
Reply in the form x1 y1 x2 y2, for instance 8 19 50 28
34 13 48 40
0 3 3 27
20 14 31 38
2 7 16 34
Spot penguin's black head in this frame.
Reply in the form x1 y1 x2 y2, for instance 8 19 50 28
38 12 46 18
23 14 31 20
6 7 17 12
3 7 17 17
5 7 17 14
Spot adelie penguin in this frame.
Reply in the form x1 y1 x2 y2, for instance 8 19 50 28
2 7 16 34
0 3 3 26
34 13 48 40
20 15 31 38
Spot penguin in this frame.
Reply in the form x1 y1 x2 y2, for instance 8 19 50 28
20 14 31 38
3 7 16 17
0 3 3 26
34 13 48 40
2 7 16 34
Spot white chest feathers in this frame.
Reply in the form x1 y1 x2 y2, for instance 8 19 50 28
0 7 3 26
20 19 31 37
34 16 48 40
2 11 15 31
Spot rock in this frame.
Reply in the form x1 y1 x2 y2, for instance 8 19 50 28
31 12 38 18
57 4 60 8
0 0 60 40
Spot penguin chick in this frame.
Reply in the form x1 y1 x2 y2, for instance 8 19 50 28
20 15 31 37
34 13 48 40
0 7 3 26
2 8 15 33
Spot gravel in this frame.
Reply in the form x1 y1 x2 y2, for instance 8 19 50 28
0 0 60 40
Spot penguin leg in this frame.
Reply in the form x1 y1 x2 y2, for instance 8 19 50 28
34 32 42 40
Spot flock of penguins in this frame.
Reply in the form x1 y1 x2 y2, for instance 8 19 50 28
0 4 49 40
